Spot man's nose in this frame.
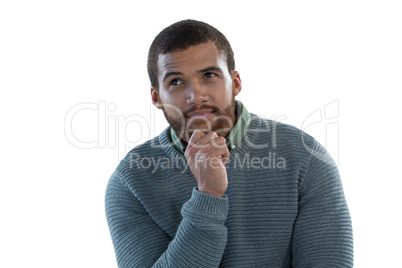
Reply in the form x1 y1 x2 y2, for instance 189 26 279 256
186 81 208 105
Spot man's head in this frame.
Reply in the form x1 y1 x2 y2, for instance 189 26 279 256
148 19 236 90
148 20 242 143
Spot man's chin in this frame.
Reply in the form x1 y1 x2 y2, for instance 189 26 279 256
177 126 226 142
167 101 236 142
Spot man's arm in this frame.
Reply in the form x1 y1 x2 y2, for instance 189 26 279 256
105 171 229 268
291 140 353 267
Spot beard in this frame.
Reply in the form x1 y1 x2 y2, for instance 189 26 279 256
160 89 236 143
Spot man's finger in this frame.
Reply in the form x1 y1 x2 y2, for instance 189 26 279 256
196 136 227 153
187 129 207 149
188 130 219 149
208 146 230 166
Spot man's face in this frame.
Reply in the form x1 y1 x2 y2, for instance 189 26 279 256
151 41 242 143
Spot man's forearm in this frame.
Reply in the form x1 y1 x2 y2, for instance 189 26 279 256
152 187 229 267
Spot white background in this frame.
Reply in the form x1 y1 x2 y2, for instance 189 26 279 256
1 1 401 267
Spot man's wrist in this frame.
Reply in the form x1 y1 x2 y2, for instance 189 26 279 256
197 187 225 198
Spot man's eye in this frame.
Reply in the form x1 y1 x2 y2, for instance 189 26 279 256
170 79 182 86
205 73 216 78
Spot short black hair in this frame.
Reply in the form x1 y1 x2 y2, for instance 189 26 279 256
147 19 235 90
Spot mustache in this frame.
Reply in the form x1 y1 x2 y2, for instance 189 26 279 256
184 104 218 117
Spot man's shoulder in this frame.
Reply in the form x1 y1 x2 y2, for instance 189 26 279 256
248 113 316 149
247 113 338 170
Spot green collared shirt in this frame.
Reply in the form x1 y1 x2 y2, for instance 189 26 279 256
170 100 251 154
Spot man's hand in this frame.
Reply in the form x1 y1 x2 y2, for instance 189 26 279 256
184 130 230 197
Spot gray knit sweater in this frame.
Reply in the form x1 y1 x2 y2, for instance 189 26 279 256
105 113 353 267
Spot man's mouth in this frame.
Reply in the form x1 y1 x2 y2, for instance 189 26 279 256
186 109 214 119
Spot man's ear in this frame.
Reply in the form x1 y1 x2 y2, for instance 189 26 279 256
151 87 162 109
232 71 242 96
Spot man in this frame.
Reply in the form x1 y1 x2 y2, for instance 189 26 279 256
105 19 353 267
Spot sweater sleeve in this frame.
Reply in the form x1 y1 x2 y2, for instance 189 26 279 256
105 171 229 268
291 140 354 267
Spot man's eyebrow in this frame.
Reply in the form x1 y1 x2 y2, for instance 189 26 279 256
163 71 183 83
162 66 223 83
197 66 223 73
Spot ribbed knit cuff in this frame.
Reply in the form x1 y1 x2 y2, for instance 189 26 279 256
182 187 229 223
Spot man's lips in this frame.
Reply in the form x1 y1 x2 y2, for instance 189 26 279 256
186 109 214 118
